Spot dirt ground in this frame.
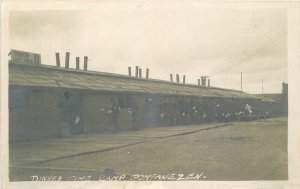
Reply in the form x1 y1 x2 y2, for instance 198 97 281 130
9 117 287 181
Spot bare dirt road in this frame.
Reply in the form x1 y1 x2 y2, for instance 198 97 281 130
10 117 287 181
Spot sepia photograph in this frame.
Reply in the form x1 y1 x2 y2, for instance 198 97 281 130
1 1 300 189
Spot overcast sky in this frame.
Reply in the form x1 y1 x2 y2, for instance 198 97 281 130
9 7 287 94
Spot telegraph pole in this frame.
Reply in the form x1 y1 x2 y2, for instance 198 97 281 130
262 78 264 95
241 72 243 91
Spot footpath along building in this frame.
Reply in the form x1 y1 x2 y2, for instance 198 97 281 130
9 50 284 142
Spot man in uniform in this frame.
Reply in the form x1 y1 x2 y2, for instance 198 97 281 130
111 99 121 132
131 100 139 130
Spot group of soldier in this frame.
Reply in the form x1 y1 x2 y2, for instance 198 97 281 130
109 97 264 132
151 103 255 126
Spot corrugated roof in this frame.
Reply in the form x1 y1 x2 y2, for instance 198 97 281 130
9 63 262 100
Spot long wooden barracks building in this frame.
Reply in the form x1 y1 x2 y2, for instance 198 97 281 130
9 50 282 142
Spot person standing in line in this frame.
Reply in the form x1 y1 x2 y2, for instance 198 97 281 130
131 100 139 130
72 115 81 134
111 99 121 132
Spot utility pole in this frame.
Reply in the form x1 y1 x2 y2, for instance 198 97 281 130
241 72 243 91
262 78 264 95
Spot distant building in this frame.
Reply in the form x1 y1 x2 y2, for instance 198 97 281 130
282 82 288 115
254 83 288 116
9 50 281 142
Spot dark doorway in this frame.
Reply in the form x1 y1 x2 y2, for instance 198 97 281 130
59 90 83 134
